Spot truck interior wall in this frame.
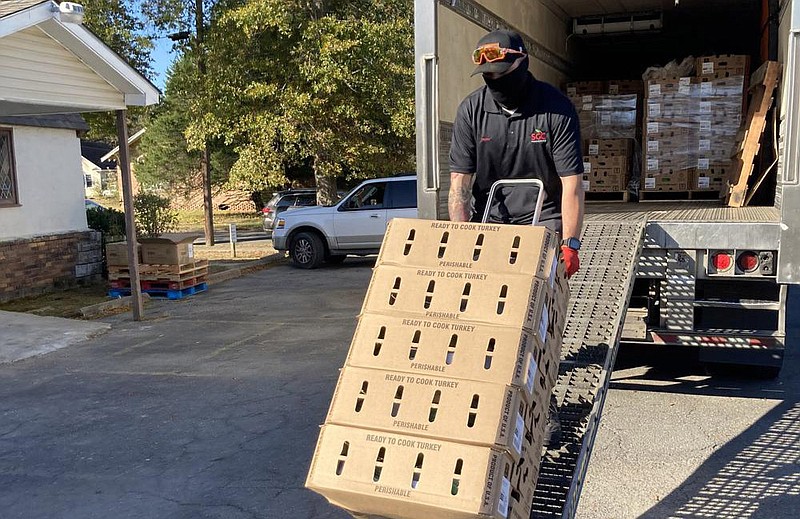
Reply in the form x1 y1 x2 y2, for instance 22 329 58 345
436 0 569 123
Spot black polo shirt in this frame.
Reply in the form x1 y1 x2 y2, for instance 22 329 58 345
449 76 583 230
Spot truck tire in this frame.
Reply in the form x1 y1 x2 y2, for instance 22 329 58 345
290 231 325 269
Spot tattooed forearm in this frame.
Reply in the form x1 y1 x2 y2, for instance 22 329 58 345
448 172 473 222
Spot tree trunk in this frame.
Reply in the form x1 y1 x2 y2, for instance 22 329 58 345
314 170 338 206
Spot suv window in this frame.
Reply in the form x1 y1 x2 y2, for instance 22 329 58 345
386 180 416 209
296 194 317 206
342 182 386 210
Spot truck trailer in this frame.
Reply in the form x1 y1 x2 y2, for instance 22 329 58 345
413 0 798 516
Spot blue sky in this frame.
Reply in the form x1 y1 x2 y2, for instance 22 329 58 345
150 37 175 90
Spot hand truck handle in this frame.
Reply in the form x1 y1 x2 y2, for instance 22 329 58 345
480 179 546 226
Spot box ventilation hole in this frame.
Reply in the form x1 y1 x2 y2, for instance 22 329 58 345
373 447 386 482
403 229 416 256
467 394 480 427
335 441 349 476
473 234 485 261
411 453 424 488
373 326 386 356
428 390 441 422
438 231 449 258
445 334 458 365
389 277 401 306
391 385 404 417
451 458 463 495
497 285 509 314
460 283 471 312
355 381 368 412
509 236 521 264
424 280 436 309
409 329 421 360
484 338 496 370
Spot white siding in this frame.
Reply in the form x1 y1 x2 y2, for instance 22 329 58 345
0 26 125 111
0 125 87 241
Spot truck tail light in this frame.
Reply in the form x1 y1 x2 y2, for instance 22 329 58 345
711 251 733 272
736 251 759 273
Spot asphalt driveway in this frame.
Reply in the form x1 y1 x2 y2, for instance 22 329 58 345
0 259 797 519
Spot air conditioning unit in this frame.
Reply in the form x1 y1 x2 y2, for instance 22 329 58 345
574 12 662 35
58 2 85 24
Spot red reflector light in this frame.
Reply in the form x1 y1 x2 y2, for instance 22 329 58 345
737 251 759 272
711 252 732 271
262 207 273 214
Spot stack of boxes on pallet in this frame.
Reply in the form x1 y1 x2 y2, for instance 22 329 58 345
307 219 568 519
567 81 642 198
643 55 748 196
106 233 208 299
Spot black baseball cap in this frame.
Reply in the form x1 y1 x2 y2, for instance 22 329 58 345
471 29 528 76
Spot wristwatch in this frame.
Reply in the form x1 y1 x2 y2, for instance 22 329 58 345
562 237 581 251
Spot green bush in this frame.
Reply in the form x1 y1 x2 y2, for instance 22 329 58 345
133 192 178 238
87 206 126 239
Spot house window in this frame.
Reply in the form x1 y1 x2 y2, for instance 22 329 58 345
85 174 93 188
0 128 19 206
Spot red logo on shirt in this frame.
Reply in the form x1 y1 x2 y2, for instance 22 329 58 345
481 136 492 142
531 129 547 143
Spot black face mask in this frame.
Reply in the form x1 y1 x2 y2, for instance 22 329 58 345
483 57 531 110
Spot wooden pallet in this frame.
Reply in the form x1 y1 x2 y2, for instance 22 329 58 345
108 260 209 281
585 191 630 203
725 61 782 207
639 190 723 201
111 275 208 291
108 282 208 300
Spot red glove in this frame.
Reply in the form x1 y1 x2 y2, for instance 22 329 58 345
561 245 580 279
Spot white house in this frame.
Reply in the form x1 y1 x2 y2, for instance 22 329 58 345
0 0 159 302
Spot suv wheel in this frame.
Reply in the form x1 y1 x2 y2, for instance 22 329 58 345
290 231 325 269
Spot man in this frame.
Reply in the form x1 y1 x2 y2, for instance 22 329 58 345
448 29 584 448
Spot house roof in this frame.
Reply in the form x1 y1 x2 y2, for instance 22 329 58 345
0 0 159 116
81 140 116 168
101 128 146 162
0 113 89 131
0 0 47 19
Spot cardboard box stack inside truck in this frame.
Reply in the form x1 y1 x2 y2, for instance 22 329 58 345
306 219 568 519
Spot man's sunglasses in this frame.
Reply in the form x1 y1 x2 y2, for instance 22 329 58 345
472 44 527 65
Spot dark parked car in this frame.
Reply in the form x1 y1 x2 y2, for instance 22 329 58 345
261 189 318 235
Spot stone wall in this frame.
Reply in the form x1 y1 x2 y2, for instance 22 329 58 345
0 231 103 303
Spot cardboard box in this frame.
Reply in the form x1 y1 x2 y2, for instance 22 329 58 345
347 313 551 404
583 155 629 175
696 55 750 77
377 219 557 281
692 169 727 190
306 424 533 519
642 170 690 191
566 80 605 96
646 77 695 98
105 242 141 266
139 233 200 265
325 366 537 460
607 79 644 95
585 138 633 157
361 265 551 342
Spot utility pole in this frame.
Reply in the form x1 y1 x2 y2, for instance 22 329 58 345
195 0 214 246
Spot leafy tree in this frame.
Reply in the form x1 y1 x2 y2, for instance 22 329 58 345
193 0 415 204
69 0 154 141
134 192 179 237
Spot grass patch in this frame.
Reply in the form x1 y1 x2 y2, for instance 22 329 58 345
0 284 111 319
175 211 263 232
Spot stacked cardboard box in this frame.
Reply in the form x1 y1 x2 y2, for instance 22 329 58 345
307 219 569 519
582 138 633 193
570 94 638 140
642 55 747 193
693 55 748 192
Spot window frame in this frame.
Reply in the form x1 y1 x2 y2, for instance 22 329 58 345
0 127 19 207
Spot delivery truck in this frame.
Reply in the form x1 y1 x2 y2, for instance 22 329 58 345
413 0 799 516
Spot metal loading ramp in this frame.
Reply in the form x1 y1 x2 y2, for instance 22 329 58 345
531 219 647 519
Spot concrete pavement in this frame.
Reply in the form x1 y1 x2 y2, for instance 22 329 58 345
0 260 797 518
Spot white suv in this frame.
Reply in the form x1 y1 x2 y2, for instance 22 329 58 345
272 175 417 268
